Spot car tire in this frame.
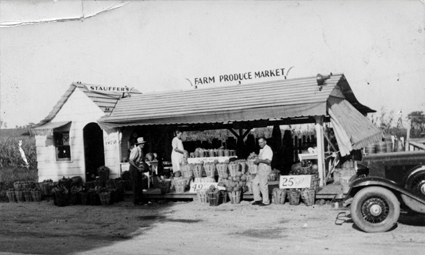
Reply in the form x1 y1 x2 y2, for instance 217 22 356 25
351 186 400 233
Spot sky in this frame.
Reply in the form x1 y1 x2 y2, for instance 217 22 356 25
1 0 424 128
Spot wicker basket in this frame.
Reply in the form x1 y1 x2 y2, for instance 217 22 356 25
207 191 220 206
99 192 111 206
23 190 32 202
247 159 258 174
220 190 229 203
228 190 242 204
6 190 16 202
272 188 287 204
40 182 53 196
216 164 228 177
31 190 42 202
54 192 69 207
158 180 171 194
301 189 315 206
193 164 205 178
228 164 240 177
204 164 216 177
310 175 320 192
15 190 25 202
182 164 194 178
197 190 208 204
80 192 89 205
288 189 300 205
238 161 247 174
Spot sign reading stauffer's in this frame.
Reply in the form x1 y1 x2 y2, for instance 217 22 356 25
193 67 292 86
87 85 132 92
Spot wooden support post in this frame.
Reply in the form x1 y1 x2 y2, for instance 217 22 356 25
405 119 411 152
227 128 239 139
315 116 326 187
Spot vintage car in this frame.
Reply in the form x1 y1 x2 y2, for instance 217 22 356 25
346 151 425 233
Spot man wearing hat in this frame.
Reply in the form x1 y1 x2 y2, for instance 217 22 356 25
129 137 148 205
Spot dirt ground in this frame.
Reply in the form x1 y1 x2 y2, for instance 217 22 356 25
1 197 425 255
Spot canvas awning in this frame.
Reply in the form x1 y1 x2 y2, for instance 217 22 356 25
328 97 382 156
34 121 71 137
98 74 374 129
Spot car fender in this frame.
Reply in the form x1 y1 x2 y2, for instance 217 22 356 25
349 176 425 206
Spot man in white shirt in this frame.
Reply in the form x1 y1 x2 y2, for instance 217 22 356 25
252 137 273 206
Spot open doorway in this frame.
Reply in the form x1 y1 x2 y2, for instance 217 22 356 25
83 123 105 182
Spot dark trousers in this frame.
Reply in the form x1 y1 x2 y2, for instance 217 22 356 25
129 165 144 204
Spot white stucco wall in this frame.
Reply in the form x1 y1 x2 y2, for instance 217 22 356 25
36 87 121 181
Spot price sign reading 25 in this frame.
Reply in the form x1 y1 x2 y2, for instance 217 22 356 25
279 175 312 189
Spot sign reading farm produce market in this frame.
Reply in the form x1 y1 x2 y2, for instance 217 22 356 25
193 67 294 86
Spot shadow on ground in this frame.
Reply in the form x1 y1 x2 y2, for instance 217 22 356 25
0 198 194 255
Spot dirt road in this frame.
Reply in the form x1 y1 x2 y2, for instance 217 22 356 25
1 199 424 255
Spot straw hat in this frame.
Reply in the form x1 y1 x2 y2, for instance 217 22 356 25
136 137 146 145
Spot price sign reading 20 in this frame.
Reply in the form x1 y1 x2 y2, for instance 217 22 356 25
279 175 312 189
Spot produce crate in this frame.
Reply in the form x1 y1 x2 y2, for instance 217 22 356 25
6 190 16 202
207 191 220 206
31 190 42 202
197 190 208 204
23 190 32 202
15 190 25 202
301 189 315 206
99 192 111 206
228 190 242 204
288 189 300 205
272 188 287 204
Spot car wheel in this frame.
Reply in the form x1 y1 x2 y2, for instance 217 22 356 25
351 186 400 233
404 166 425 200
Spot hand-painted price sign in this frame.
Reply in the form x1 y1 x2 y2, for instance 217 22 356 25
279 175 312 189
189 182 220 193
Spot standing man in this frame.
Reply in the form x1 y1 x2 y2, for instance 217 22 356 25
171 129 185 174
252 137 273 206
129 137 147 205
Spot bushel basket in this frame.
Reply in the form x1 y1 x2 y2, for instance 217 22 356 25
301 189 315 206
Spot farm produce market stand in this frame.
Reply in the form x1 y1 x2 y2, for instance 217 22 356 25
33 73 382 201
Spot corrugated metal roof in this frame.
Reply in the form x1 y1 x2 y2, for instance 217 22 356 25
35 83 141 127
99 73 374 128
